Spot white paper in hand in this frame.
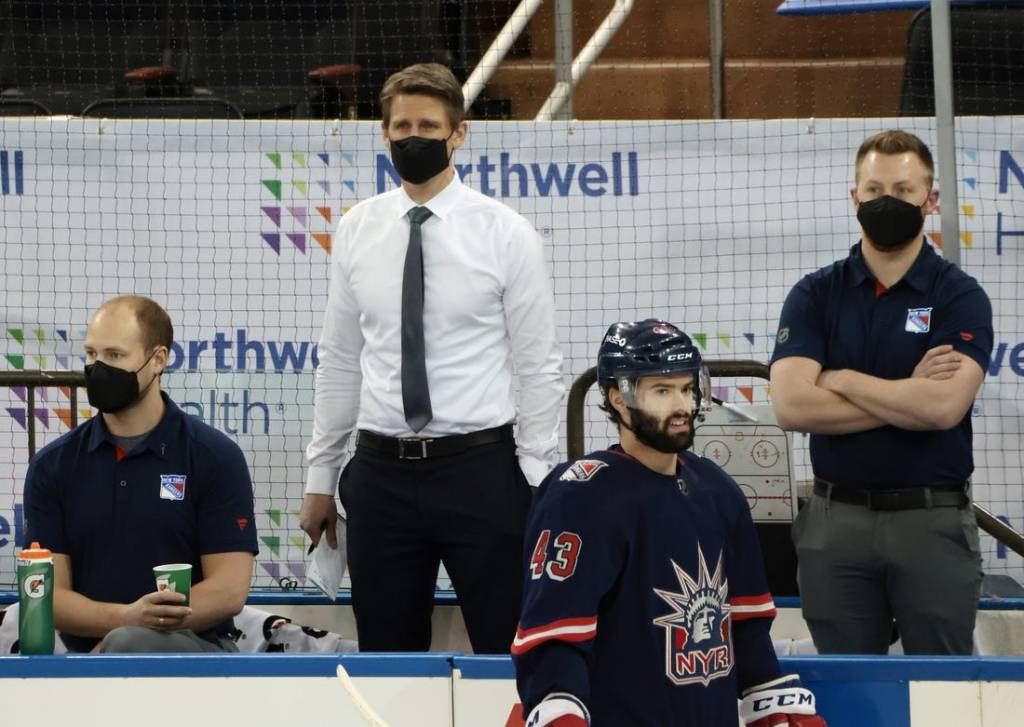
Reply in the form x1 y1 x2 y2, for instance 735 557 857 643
307 517 346 602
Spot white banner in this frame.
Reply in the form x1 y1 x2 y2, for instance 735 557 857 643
1 118 1021 588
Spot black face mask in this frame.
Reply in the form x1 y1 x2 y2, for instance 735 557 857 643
84 351 159 414
856 194 928 251
390 133 453 184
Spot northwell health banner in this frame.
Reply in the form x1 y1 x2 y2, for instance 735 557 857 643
0 118 1021 589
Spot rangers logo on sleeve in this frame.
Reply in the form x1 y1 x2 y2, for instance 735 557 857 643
559 460 608 482
652 545 733 686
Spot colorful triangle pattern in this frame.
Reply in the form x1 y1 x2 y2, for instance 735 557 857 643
312 234 331 253
262 233 281 254
262 180 282 200
262 206 281 227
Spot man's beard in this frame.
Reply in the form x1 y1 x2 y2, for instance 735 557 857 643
626 406 694 454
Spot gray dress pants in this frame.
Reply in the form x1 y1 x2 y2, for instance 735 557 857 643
792 491 983 655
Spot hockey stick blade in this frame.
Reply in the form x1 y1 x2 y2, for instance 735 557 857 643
336 663 392 727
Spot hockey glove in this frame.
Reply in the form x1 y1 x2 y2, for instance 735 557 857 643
524 693 590 727
740 674 827 726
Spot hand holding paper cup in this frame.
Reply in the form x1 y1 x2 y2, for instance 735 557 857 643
153 563 192 606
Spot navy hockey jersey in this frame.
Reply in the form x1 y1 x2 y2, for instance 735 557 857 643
514 446 781 727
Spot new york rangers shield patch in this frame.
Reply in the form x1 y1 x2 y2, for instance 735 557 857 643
159 474 186 501
905 307 932 334
559 460 608 482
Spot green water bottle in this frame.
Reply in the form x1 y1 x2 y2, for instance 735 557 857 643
17 541 54 655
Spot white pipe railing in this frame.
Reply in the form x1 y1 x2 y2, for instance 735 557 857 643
462 0 546 112
535 0 635 121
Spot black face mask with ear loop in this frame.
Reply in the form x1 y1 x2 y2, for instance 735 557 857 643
84 350 160 414
856 194 928 250
390 131 455 184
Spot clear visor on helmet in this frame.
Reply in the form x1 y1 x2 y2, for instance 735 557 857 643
617 365 711 416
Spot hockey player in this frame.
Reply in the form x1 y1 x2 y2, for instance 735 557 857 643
513 319 827 727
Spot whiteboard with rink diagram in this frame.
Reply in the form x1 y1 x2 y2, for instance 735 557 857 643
694 405 797 523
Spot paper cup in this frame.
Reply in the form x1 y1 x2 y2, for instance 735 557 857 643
153 563 192 606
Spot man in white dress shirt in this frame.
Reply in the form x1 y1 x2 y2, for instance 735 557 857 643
300 63 564 653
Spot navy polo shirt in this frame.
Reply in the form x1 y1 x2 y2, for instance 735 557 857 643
24 392 258 652
771 240 993 490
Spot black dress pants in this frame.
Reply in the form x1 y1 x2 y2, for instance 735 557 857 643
339 437 533 653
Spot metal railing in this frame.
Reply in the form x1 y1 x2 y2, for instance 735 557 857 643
566 361 1024 559
2 366 1021 559
0 371 86 459
534 0 635 121
461 0 636 120
462 0 546 112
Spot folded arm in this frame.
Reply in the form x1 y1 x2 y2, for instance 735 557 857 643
770 357 886 434
819 354 983 431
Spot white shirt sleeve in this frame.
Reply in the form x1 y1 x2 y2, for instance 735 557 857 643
305 219 364 498
503 217 565 487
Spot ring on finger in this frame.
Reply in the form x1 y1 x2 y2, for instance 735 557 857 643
158 617 164 626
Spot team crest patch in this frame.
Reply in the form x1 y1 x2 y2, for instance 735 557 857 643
905 307 932 334
559 460 607 482
652 546 733 686
159 474 186 501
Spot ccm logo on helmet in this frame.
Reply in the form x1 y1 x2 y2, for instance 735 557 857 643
666 352 694 361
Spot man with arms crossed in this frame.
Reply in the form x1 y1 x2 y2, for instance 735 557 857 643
771 130 993 655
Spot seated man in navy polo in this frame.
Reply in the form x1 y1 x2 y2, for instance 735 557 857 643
24 296 258 653
770 130 993 656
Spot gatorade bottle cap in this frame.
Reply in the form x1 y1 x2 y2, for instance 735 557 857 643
19 542 52 559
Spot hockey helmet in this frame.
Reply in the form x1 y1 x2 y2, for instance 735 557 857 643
597 319 711 413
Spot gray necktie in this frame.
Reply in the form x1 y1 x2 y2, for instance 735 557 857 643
402 206 434 432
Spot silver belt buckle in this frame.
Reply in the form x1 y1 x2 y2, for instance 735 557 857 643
398 438 430 459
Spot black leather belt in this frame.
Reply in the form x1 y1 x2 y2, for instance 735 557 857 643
356 424 513 460
813 478 968 511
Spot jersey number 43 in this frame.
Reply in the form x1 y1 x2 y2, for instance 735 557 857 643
530 529 582 581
